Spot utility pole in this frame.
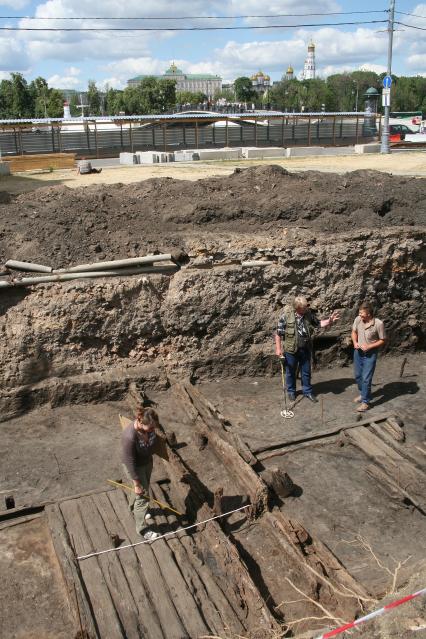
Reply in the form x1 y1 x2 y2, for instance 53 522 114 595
381 0 396 153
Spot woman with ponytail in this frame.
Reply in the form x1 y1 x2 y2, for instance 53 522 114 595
122 406 164 540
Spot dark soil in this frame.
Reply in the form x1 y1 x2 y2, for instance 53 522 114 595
0 166 424 268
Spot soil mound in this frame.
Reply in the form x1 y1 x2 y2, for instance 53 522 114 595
0 166 424 267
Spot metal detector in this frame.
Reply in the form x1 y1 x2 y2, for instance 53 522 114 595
280 358 294 419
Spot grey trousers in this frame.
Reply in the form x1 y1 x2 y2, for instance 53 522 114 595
125 458 153 535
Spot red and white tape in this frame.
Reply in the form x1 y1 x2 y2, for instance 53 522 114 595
314 587 426 639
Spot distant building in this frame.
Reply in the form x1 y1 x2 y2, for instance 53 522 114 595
250 71 271 94
128 63 222 100
301 41 316 80
284 65 294 81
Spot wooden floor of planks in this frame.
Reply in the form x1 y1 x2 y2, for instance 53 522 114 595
47 483 275 639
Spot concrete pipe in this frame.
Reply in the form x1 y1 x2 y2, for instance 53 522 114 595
0 265 178 288
55 254 173 273
5 260 53 273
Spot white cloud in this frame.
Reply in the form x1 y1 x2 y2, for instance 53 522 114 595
97 77 126 90
0 0 29 8
359 64 387 74
67 66 81 76
0 33 30 71
46 66 81 88
406 54 426 76
102 57 167 79
47 72 82 88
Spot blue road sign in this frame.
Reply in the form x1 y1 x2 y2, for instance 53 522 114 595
383 75 392 89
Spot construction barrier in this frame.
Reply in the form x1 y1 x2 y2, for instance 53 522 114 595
314 587 426 638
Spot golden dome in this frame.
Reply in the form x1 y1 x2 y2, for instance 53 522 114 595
308 40 315 50
286 65 294 74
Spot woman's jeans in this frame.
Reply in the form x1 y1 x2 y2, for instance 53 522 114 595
354 348 378 404
284 347 312 395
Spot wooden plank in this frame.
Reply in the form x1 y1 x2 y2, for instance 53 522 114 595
59 498 125 639
162 460 280 635
365 465 425 514
46 503 100 639
108 489 189 639
143 486 211 637
253 411 397 455
194 416 268 518
369 423 406 450
175 383 257 465
258 438 337 462
174 384 268 517
77 495 150 638
345 427 426 511
90 492 164 639
3 153 75 173
266 511 371 597
151 483 244 636
0 486 114 523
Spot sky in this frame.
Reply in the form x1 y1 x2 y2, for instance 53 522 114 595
0 1 425 91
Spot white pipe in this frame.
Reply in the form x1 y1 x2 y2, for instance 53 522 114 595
241 261 275 268
0 265 178 288
5 260 53 273
55 254 173 273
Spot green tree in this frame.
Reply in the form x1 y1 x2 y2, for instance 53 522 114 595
87 80 101 115
157 79 176 111
8 73 34 118
392 76 426 112
104 87 125 115
270 79 305 111
30 76 50 117
214 88 235 102
234 77 256 102
122 77 176 114
46 89 65 118
69 92 80 117
176 90 207 104
0 78 14 118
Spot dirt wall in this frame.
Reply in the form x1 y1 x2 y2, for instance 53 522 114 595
0 227 424 403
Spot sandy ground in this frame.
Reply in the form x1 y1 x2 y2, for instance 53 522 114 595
1 151 425 194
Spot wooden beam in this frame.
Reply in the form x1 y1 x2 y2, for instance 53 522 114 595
151 483 243 636
46 503 100 639
253 412 398 455
344 427 426 511
175 382 257 465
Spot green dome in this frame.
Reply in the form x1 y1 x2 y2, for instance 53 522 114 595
365 87 379 97
165 62 183 76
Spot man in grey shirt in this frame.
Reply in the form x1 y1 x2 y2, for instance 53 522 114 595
351 301 386 412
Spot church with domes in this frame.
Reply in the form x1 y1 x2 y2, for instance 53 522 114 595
281 41 316 82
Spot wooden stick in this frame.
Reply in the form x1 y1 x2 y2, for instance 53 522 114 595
107 479 183 516
399 357 408 378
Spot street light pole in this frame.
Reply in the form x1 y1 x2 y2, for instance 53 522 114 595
381 0 396 154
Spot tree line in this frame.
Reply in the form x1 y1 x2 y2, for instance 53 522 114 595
0 71 425 119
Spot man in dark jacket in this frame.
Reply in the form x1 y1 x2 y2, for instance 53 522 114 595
275 295 340 402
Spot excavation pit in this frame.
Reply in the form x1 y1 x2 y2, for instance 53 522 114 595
0 164 425 638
